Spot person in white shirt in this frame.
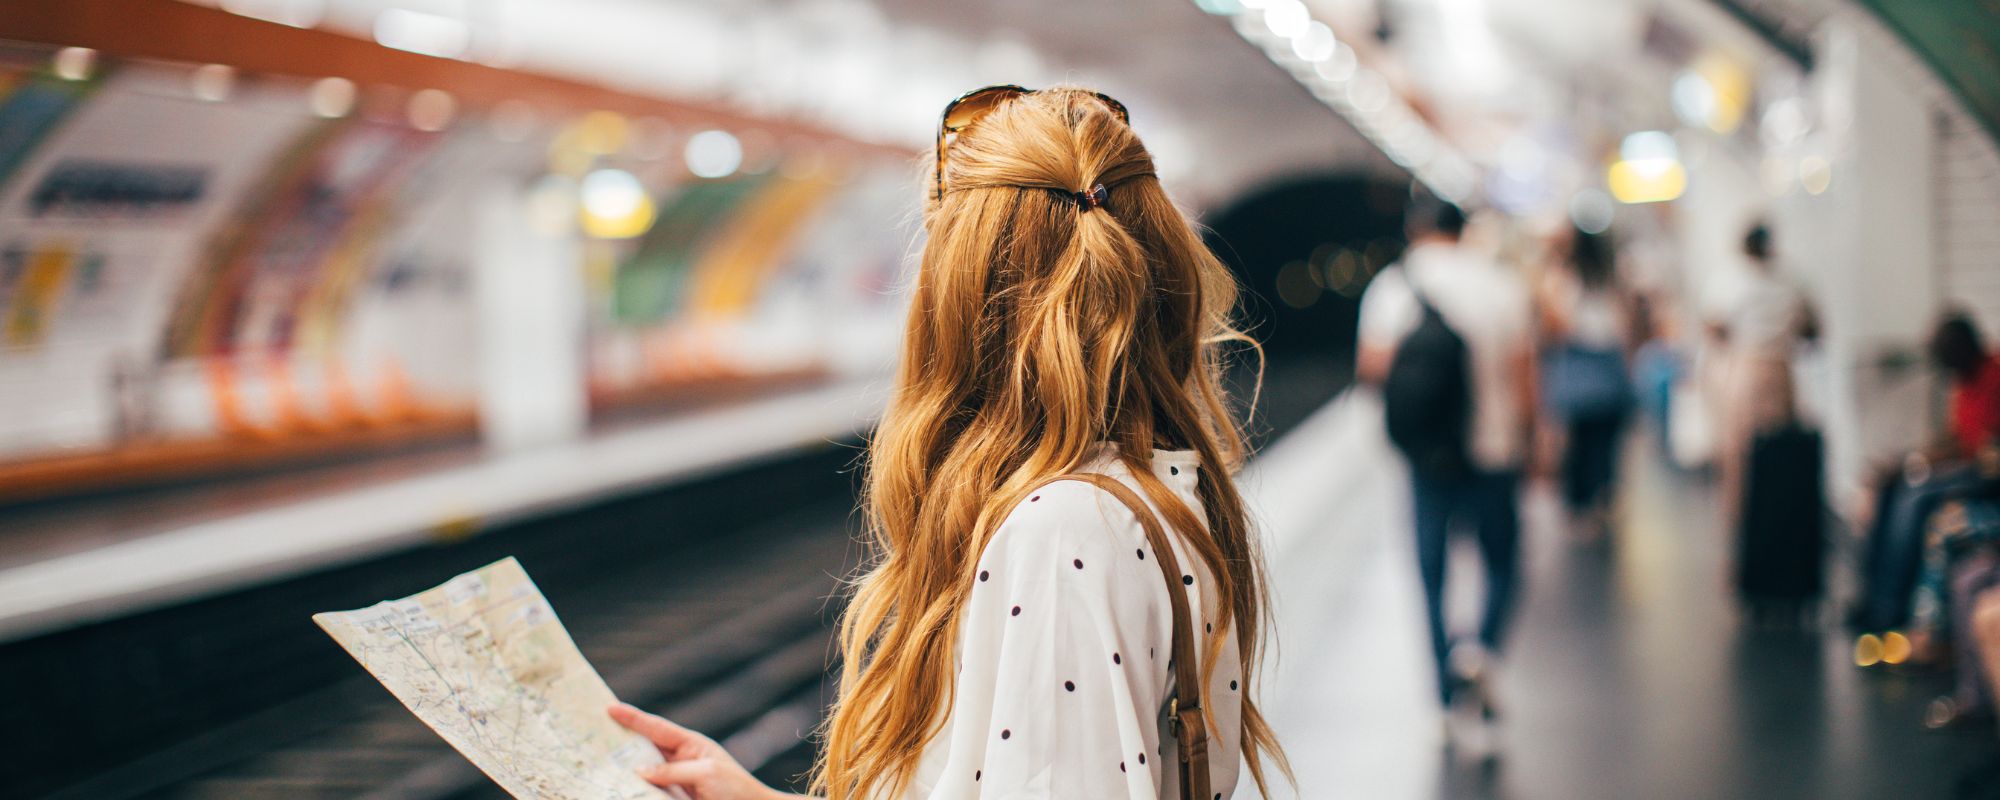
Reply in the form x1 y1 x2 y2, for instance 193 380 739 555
1356 197 1536 717
1710 223 1817 530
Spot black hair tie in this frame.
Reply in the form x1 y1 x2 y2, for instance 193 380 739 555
1074 183 1108 210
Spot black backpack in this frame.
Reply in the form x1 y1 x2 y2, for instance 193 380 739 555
1383 279 1473 479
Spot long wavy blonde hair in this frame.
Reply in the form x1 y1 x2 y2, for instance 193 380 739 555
816 88 1286 799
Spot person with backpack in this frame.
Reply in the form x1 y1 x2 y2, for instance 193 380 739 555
1357 194 1537 724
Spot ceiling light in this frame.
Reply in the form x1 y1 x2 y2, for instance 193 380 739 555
1345 71 1389 113
1671 70 1714 130
406 88 455 131
1293 21 1336 62
1569 189 1614 233
685 130 743 179
309 77 355 118
374 8 470 59
1609 132 1685 204
1760 97 1809 149
1313 43 1356 82
1263 0 1309 39
53 47 95 81
579 169 656 238
1800 155 1833 195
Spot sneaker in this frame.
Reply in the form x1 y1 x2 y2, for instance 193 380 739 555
1448 643 1504 720
1470 658 1504 722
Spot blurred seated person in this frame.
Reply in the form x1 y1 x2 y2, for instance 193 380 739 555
1852 312 2000 633
1939 313 2000 459
1903 497 2000 729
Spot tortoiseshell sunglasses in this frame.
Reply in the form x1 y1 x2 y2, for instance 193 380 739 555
934 85 1131 202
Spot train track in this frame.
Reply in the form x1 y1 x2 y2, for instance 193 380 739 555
15 444 860 800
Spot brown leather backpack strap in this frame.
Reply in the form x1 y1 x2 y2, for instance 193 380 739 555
1030 473 1211 800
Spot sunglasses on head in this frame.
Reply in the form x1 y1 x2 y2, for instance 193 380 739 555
934 85 1131 203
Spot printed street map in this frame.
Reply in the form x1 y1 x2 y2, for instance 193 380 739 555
315 557 672 799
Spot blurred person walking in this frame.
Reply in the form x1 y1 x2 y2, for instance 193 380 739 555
1358 195 1537 724
1537 228 1632 542
608 87 1289 800
1708 222 1825 621
1712 223 1818 532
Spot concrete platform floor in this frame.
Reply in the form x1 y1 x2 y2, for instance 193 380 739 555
1243 392 1993 800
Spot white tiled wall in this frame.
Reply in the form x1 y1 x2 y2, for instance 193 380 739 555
1936 113 2000 332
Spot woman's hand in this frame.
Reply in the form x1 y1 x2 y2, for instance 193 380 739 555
608 702 796 800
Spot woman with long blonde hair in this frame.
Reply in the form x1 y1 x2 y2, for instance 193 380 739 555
611 86 1286 799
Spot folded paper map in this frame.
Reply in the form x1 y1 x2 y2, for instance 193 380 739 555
315 557 674 799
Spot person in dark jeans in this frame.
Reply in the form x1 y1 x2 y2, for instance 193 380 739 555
1539 228 1632 541
1411 470 1521 704
1358 196 1537 717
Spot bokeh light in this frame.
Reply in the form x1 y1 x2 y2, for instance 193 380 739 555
309 76 355 118
685 130 744 179
579 169 657 239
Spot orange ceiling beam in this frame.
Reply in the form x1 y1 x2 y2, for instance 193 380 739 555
0 0 910 156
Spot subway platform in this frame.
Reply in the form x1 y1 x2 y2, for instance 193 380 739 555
1243 391 1993 799
6 374 1996 798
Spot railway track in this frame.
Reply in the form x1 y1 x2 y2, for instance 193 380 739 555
96 507 846 799
15 445 860 800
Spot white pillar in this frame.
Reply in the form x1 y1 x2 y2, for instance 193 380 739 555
1797 20 1939 498
473 180 588 452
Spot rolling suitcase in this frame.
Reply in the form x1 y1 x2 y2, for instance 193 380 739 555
1737 423 1825 603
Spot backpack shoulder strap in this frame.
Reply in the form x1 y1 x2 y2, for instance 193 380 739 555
1400 266 1439 316
1027 472 1210 800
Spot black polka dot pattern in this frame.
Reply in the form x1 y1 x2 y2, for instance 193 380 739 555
956 464 1248 792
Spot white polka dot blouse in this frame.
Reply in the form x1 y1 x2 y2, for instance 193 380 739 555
902 446 1244 799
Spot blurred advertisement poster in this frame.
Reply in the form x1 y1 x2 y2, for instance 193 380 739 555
0 66 314 452
0 67 314 355
161 119 441 358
